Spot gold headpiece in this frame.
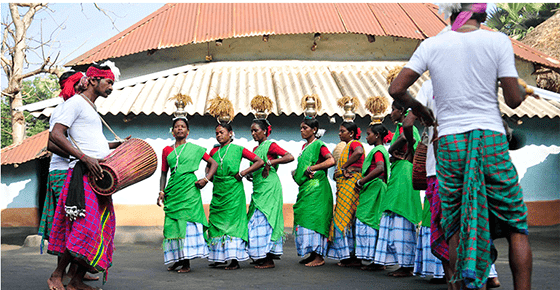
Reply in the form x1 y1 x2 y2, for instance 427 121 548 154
337 96 360 122
366 95 389 125
300 94 322 118
250 95 273 120
207 95 235 123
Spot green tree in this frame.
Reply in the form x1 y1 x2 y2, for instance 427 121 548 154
486 3 560 40
1 75 59 148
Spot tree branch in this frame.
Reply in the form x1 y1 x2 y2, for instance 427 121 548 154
93 3 120 31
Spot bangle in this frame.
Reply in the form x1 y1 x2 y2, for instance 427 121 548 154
266 159 272 166
80 153 85 160
356 180 362 187
204 177 210 183
159 191 165 195
237 172 244 178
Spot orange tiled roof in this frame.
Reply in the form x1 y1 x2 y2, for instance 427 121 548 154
65 3 560 69
1 130 50 166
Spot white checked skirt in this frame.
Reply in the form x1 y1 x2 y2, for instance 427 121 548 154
294 225 328 257
354 219 379 261
208 235 249 263
163 222 209 264
326 224 355 260
374 212 417 267
247 209 283 259
413 226 445 278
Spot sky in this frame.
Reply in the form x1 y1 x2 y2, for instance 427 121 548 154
1 2 165 89
1 2 498 91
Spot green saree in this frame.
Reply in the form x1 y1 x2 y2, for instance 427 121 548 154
293 139 333 238
248 140 284 242
163 143 208 241
209 143 249 242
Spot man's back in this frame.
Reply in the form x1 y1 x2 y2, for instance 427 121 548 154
406 29 518 137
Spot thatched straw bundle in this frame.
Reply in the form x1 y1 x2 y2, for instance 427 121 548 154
337 96 360 110
207 95 235 121
385 65 404 85
250 95 273 113
365 95 390 116
169 93 193 105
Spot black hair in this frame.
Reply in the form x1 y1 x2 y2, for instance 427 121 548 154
172 117 189 130
302 118 319 131
90 63 111 71
368 123 389 140
252 119 271 136
216 122 233 132
341 122 360 140
59 70 77 85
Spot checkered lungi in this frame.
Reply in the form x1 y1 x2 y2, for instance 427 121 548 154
208 236 249 263
247 209 283 259
47 168 116 277
374 212 417 267
425 176 449 262
437 130 528 289
39 170 67 246
413 226 445 278
294 225 328 257
354 219 379 261
163 222 209 264
326 222 355 260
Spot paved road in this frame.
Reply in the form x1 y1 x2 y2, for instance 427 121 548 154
2 225 559 290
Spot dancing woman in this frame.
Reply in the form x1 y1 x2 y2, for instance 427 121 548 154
293 117 335 267
207 122 264 270
327 121 364 267
158 116 218 273
247 119 294 269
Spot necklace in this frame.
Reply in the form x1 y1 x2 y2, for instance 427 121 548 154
217 142 232 169
299 138 316 157
173 142 187 171
80 94 97 111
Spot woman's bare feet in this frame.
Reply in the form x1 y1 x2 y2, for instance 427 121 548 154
487 277 501 288
167 261 182 271
361 263 386 271
337 257 362 267
387 267 414 277
305 255 325 267
255 258 275 269
225 259 240 270
299 254 315 264
47 273 65 290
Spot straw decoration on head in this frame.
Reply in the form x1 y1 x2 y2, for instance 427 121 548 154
208 95 235 123
337 96 360 122
251 95 273 120
385 65 404 85
169 93 193 119
301 94 322 118
366 95 389 125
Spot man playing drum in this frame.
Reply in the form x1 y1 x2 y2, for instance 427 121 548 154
388 3 533 290
47 63 126 290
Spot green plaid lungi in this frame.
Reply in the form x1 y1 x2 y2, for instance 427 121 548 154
39 170 68 243
436 130 528 289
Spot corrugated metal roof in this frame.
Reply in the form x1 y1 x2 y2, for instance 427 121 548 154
65 3 560 70
21 61 542 120
1 130 50 166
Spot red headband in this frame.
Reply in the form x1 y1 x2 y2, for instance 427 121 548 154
86 66 115 80
59 72 84 100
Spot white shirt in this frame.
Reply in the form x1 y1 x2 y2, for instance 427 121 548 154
54 95 110 168
48 102 70 171
405 29 518 137
415 80 437 177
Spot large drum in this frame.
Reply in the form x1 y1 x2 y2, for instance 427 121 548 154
89 138 157 196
